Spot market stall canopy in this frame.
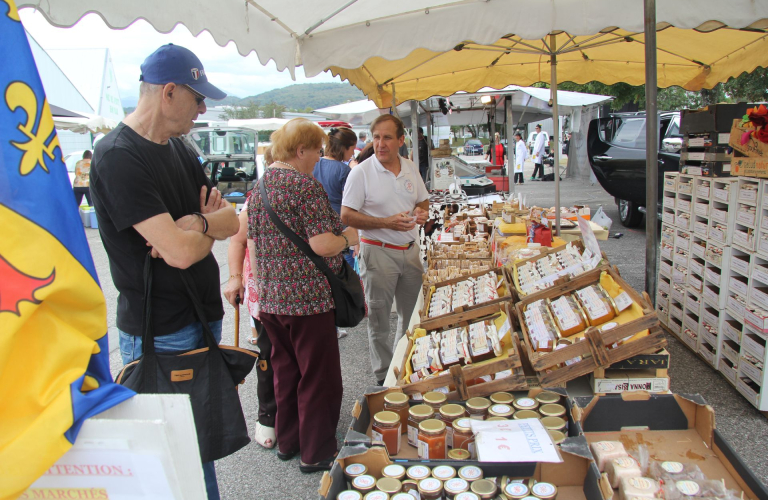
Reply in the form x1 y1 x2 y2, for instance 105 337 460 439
228 118 290 131
20 1 768 88
53 113 117 134
313 99 409 125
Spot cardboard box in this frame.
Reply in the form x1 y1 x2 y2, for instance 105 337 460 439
681 103 750 134
729 118 768 159
420 267 513 323
318 442 608 500
573 393 768 500
590 369 670 394
732 156 768 178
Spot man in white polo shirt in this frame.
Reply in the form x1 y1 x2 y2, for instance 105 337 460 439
342 114 429 385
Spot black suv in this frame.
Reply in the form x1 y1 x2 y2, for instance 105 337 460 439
184 127 261 205
587 112 682 227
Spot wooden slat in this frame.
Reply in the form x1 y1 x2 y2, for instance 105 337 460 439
585 327 612 368
451 364 470 400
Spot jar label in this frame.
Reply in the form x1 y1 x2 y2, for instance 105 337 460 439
676 481 701 496
408 424 419 447
456 417 472 428
614 291 634 312
594 441 615 452
433 466 455 479
408 465 430 480
662 461 684 473
337 491 362 500
515 398 536 408
446 478 469 492
353 475 376 488
628 477 653 490
576 286 610 318
491 404 512 414
615 457 635 468
470 414 485 420
417 439 429 459
446 426 454 448
532 482 556 497
371 429 383 444
505 483 530 496
366 492 388 500
460 466 482 480
407 490 421 500
345 463 366 476
551 296 581 330
383 465 405 478
420 478 441 491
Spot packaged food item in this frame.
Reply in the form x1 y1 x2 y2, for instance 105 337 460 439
417 419 447 459
439 404 468 447
382 464 407 480
590 441 628 471
452 418 476 457
535 391 562 405
372 410 401 456
607 456 642 488
337 490 363 500
466 397 491 420
524 300 559 351
440 327 465 368
352 475 377 494
574 284 618 327
418 477 444 500
531 482 558 500
458 465 484 482
648 461 706 483
407 405 434 447
661 479 728 500
470 478 499 499
619 477 660 500
445 477 471 497
423 391 447 411
406 465 431 482
383 392 410 434
505 482 531 499
513 397 539 412
548 295 588 337
376 477 403 496
411 335 436 373
463 320 501 362
432 465 457 481
344 463 368 483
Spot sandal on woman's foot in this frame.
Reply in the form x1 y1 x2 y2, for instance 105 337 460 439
254 423 276 449
277 448 300 461
248 336 258 345
299 453 338 473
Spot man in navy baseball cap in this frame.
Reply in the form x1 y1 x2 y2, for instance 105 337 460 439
140 43 226 100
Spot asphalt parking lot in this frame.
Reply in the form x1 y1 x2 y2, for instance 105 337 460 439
85 168 767 499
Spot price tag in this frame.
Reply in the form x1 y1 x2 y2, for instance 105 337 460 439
614 292 633 312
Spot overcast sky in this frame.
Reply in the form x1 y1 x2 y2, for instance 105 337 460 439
19 9 342 104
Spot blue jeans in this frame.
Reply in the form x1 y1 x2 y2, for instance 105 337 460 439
343 250 356 268
119 320 223 500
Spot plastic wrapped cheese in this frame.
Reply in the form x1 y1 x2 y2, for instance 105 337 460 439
619 477 660 500
608 456 642 489
590 441 628 471
648 461 705 483
661 479 729 500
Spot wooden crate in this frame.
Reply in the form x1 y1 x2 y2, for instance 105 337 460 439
392 302 527 399
515 265 667 386
419 267 513 323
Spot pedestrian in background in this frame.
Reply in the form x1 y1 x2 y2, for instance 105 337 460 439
531 124 547 180
514 132 527 185
73 150 92 207
248 118 359 472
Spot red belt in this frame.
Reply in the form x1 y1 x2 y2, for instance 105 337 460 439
361 238 413 250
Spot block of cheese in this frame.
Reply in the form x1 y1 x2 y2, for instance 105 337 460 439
620 477 660 500
649 461 705 483
608 456 642 488
590 441 628 471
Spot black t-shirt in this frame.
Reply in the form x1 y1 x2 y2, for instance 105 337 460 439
90 124 224 336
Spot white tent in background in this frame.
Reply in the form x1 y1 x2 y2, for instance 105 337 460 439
313 100 409 125
228 118 291 131
53 113 119 134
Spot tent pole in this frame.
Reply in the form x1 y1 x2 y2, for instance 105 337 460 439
410 100 419 162
550 34 561 236
425 103 433 189
506 96 514 198
644 0 658 301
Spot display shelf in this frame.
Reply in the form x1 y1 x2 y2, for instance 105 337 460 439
662 206 676 225
687 260 705 294
722 310 744 345
748 261 768 313
728 273 749 300
762 178 768 210
657 289 670 310
673 244 689 268
672 263 688 286
681 305 700 351
658 273 671 295
664 171 678 191
708 199 736 246
703 259 728 289
703 281 727 310
696 177 712 199
730 247 752 277
722 339 742 367
694 197 710 217
757 205 768 259
677 174 694 195
675 228 692 251
691 235 707 259
657 303 669 326
699 336 718 369
737 323 768 410
738 177 761 207
736 203 757 229
675 210 692 230
667 311 683 336
692 214 709 239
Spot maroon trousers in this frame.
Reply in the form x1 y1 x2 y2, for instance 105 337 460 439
259 310 342 464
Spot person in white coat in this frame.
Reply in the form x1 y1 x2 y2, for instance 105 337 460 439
530 124 547 180
513 132 527 184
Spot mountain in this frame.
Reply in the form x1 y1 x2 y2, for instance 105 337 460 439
238 83 365 110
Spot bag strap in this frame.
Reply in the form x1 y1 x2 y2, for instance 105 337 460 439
258 176 337 280
178 270 222 351
139 253 157 391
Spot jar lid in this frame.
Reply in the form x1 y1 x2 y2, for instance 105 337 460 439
440 403 466 418
540 416 566 430
490 392 514 404
539 403 566 417
466 397 491 410
374 410 401 425
513 397 539 410
486 416 508 421
377 477 402 494
505 482 530 498
489 404 514 417
409 404 434 418
432 465 457 480
456 493 481 500
471 479 499 496
423 391 447 404
407 465 431 480
392 494 414 500
548 429 566 444
453 417 472 432
382 464 406 479
445 478 470 494
352 475 377 491
418 478 443 494
384 392 409 405
337 490 363 500
531 482 558 499
419 418 446 434
363 492 388 500
458 465 484 481
345 463 368 477
513 410 540 420
535 391 561 405
449 449 471 460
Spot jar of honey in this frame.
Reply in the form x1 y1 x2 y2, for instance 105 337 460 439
452 418 476 457
488 404 514 419
539 403 566 420
458 465 484 482
423 391 447 411
535 391 562 406
372 411 401 456
449 448 471 461
406 465 431 482
352 475 377 494
417 419 447 459
432 465 457 481
382 464 406 481
377 477 402 496
471 478 499 499
548 429 566 444
486 416 508 421
489 392 514 405
445 477 471 498
344 463 368 484
540 416 567 433
407 405 434 447
401 480 419 499
465 397 491 420
439 403 468 447
418 478 445 500
513 397 539 412
337 490 363 500
363 492 388 500
383 392 410 434
505 482 531 500
513 410 540 420
531 482 558 500
392 494 413 500
455 493 480 500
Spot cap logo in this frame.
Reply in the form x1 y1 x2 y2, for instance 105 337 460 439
190 68 205 80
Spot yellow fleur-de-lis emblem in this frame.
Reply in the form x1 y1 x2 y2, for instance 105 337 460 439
5 81 61 176
2 0 20 22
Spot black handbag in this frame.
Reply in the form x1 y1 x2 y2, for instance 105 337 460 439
258 176 366 328
116 254 258 463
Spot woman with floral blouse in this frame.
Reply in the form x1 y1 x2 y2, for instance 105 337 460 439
247 118 359 473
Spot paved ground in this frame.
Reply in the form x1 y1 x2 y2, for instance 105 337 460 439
84 164 768 499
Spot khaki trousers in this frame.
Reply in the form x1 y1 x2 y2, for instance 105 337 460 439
358 242 423 380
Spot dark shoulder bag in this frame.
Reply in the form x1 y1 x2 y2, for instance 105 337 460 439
258 177 366 327
116 254 258 462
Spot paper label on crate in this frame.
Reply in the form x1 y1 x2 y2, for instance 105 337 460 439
663 213 675 224
718 133 731 144
734 231 752 248
678 200 691 212
593 376 669 394
417 439 430 459
550 297 581 330
723 163 732 173
741 360 762 384
695 204 708 216
688 138 708 148
737 211 755 226
732 258 749 275
692 243 706 258
760 239 768 255
613 291 633 312
659 280 670 294
674 253 688 266
730 277 748 295
671 306 683 320
714 189 729 202
754 267 768 285
689 276 702 291
740 188 758 202
690 260 703 275
711 209 726 224
687 152 707 162
698 187 710 198
752 288 768 312
661 246 672 259
673 268 686 283
705 268 720 285
684 166 703 176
